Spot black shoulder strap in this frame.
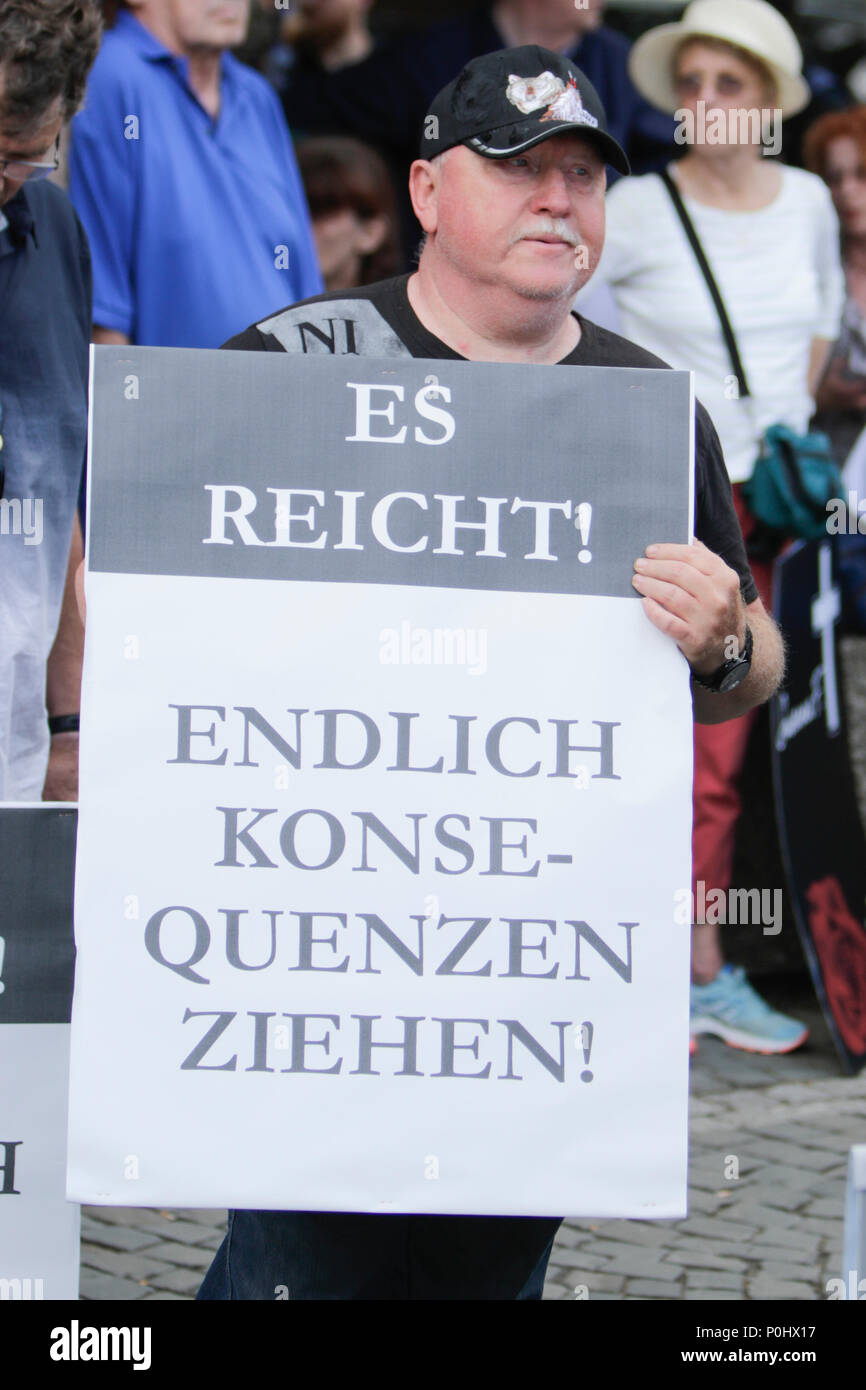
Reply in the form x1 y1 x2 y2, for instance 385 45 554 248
658 169 752 399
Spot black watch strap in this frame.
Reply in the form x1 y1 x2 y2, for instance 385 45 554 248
48 713 80 735
691 626 753 693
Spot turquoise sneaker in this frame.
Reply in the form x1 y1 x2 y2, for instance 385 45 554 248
690 965 808 1054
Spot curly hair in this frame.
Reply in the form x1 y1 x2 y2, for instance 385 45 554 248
803 106 866 180
0 1 103 135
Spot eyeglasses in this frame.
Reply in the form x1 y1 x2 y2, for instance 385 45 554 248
0 136 60 185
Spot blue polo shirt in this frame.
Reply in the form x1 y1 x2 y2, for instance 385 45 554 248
68 10 322 348
0 183 91 799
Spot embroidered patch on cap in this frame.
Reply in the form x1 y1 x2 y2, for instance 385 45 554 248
420 47 630 173
540 78 599 128
505 71 565 114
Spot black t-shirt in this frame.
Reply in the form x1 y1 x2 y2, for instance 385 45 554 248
224 275 758 606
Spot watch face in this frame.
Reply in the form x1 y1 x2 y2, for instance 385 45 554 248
718 660 750 693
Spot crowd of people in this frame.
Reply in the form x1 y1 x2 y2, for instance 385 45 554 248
1 0 865 1300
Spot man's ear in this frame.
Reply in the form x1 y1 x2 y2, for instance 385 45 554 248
409 158 440 234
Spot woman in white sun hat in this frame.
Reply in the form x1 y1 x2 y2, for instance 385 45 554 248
583 0 846 1056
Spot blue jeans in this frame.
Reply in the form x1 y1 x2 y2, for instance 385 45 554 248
197 1210 561 1300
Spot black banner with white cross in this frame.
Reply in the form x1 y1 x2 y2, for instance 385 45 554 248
772 540 866 1073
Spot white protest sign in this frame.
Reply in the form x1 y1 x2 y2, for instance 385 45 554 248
0 806 79 1300
69 350 694 1217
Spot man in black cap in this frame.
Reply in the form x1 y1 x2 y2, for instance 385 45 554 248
200 46 784 1302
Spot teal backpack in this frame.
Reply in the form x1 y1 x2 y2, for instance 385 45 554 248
742 424 843 541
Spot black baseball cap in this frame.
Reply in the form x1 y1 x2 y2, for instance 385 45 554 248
420 45 630 176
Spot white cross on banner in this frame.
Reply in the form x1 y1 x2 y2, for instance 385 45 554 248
810 542 841 737
67 349 695 1217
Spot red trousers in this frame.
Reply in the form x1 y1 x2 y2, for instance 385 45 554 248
692 486 774 899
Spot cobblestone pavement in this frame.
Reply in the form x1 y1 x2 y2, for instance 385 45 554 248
78 979 865 1301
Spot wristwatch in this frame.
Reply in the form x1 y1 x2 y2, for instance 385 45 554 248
690 626 753 693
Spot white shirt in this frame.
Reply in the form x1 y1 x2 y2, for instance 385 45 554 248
583 165 846 482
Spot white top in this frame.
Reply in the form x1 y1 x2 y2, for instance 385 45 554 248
582 165 846 482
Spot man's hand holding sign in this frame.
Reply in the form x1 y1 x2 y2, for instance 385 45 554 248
70 45 783 1302
634 539 784 722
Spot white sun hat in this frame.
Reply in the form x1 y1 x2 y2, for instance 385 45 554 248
628 0 811 119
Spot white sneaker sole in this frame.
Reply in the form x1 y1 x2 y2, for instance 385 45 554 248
690 1018 809 1054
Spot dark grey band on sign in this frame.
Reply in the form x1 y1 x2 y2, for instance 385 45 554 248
0 808 76 1024
88 349 692 599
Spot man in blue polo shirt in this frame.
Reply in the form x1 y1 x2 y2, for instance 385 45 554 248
68 0 322 349
0 0 102 801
